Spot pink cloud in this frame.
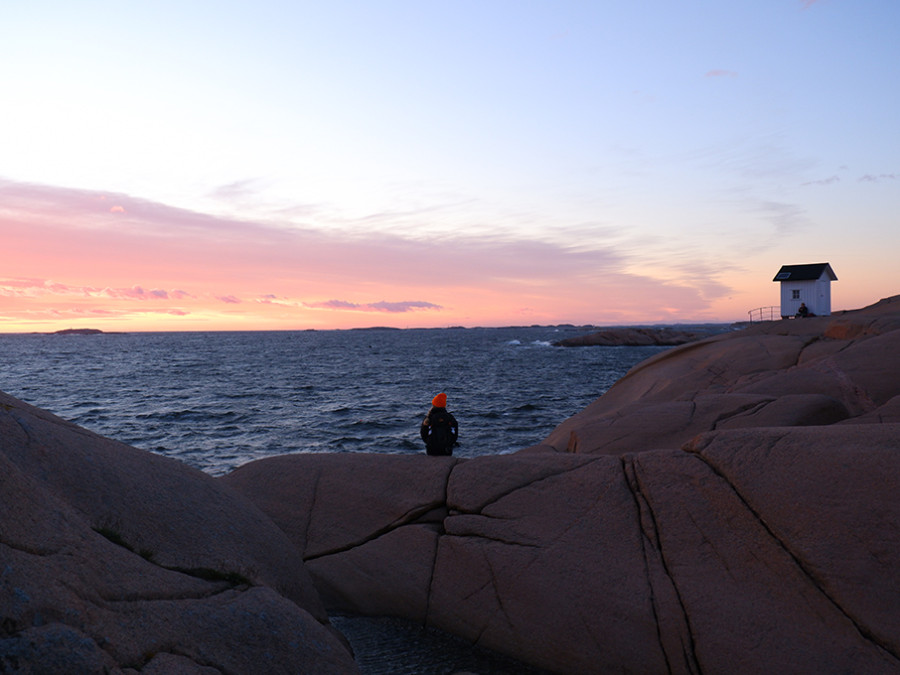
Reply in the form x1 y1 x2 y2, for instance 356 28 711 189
304 299 442 313
0 178 740 329
0 279 187 304
103 286 170 300
368 300 442 313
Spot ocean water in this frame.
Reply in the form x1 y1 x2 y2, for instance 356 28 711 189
0 327 670 674
0 327 667 474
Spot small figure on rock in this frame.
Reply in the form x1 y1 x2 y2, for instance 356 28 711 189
796 302 814 318
420 392 458 456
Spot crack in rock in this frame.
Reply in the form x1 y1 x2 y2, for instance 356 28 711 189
692 447 900 664
304 500 448 562
710 400 773 430
468 546 515 649
621 456 702 675
0 539 63 558
424 461 452 624
97 584 238 604
456 460 598 515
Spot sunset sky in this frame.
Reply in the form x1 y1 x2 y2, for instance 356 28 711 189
2 0 898 331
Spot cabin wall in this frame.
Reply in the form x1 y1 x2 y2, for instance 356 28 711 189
817 278 832 316
779 277 832 317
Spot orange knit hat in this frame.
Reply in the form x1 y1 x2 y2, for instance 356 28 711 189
432 393 447 407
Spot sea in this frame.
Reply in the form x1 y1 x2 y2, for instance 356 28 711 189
0 326 674 674
0 327 670 475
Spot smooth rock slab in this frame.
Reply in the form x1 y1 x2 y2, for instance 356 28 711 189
0 391 358 673
224 435 900 674
541 300 900 455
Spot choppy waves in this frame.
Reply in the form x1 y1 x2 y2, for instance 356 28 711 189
0 328 667 475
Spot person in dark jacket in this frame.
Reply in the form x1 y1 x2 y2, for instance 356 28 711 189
420 392 458 456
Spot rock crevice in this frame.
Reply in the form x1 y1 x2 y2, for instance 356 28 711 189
622 456 701 675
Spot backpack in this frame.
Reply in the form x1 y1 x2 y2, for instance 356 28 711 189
426 412 455 456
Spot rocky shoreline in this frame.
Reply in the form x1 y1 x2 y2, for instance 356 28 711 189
2 296 900 673
552 325 723 346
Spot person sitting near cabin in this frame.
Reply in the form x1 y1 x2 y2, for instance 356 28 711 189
420 392 458 456
796 303 810 318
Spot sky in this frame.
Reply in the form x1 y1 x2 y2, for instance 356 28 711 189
1 0 898 332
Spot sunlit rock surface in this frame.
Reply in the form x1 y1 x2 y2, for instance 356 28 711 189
225 296 900 674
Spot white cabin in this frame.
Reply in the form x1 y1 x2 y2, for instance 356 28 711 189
773 262 837 318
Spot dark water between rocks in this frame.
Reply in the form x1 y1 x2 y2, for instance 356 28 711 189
0 327 672 673
330 615 553 675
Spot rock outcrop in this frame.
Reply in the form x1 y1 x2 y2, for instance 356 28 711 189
5 295 900 674
223 296 900 674
0 391 358 674
553 326 710 347
542 296 900 455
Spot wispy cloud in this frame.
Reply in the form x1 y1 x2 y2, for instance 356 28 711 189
802 175 840 186
859 173 897 183
208 179 262 202
750 200 809 235
0 280 178 301
111 286 171 300
304 299 443 313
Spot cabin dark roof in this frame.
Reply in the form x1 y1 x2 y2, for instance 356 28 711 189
772 263 837 282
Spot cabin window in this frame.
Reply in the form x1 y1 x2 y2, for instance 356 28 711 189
792 290 800 300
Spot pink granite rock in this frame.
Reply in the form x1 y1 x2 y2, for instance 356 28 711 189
6 295 900 674
221 296 900 674
224 428 900 674
223 453 455 620
541 297 900 454
0 391 358 674
685 425 900 660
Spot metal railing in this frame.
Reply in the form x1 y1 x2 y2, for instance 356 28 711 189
747 306 781 322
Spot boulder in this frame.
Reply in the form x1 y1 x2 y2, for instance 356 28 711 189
0 391 358 674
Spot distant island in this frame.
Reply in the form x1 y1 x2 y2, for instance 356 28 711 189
51 328 108 335
554 325 732 347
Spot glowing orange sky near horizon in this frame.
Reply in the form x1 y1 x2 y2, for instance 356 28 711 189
1 181 895 334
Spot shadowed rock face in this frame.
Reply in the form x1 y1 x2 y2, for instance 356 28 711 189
0 391 358 674
223 296 900 674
